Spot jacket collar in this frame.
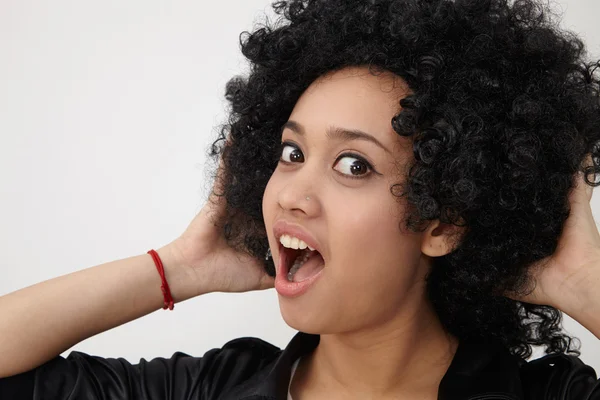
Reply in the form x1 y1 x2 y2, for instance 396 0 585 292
223 331 526 400
437 335 526 399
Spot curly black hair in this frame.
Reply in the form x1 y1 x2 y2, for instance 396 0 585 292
207 0 600 360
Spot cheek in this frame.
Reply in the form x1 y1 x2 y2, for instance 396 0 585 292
262 170 281 236
331 197 417 285
336 193 399 244
262 174 278 231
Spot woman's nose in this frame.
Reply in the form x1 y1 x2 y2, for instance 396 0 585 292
277 171 321 216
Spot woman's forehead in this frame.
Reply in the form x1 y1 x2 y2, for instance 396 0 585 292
286 67 411 147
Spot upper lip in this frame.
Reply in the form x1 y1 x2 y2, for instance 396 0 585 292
273 220 323 256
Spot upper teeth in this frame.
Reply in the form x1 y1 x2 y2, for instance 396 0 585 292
279 234 315 251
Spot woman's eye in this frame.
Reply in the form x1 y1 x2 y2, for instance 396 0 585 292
278 142 373 180
279 143 304 163
333 155 372 179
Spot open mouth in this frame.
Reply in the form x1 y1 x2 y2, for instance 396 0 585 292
280 244 325 282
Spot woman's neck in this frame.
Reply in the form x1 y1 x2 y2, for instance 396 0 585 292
290 301 458 399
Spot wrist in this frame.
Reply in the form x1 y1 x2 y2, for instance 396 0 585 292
154 244 206 303
556 265 600 339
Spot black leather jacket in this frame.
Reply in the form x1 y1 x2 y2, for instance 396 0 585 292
1 331 598 399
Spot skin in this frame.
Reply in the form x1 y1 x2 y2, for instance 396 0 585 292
262 66 465 399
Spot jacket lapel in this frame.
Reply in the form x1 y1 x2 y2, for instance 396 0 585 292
220 332 319 399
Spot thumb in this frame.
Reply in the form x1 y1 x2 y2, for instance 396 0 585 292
258 274 276 290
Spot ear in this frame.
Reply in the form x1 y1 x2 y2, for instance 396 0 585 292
420 219 465 257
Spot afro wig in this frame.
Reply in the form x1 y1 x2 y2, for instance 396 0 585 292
207 0 600 360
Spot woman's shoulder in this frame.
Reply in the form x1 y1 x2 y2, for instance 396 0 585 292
61 335 283 369
0 336 285 400
520 352 599 399
220 335 282 356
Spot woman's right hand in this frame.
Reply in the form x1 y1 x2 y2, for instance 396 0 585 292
167 159 275 294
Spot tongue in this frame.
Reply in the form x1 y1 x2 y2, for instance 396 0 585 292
292 251 325 282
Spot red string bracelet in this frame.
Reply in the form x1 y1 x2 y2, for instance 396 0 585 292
147 249 174 310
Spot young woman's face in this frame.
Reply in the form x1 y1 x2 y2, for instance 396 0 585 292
262 66 432 334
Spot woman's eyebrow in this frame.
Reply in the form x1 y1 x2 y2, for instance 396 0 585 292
281 120 391 154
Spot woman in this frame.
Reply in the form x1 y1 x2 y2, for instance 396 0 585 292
1 0 600 398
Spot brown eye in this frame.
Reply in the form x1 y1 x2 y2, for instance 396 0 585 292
333 154 372 179
279 143 304 163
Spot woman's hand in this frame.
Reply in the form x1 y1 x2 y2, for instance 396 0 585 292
167 157 275 294
505 155 600 311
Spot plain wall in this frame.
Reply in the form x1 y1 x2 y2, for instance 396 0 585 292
1 0 599 373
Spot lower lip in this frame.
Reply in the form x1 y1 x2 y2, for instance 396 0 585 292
274 247 324 298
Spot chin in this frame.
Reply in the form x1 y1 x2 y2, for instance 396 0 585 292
277 298 331 334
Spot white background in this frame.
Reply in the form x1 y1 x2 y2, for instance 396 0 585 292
1 0 599 373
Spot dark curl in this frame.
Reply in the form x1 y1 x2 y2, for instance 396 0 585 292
208 0 600 360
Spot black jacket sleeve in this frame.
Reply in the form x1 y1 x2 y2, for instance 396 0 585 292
521 352 600 399
0 337 280 400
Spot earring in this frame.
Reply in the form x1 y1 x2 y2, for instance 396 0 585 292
265 248 272 260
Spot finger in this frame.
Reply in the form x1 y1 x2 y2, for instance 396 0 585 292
209 139 230 199
583 153 594 169
566 172 592 230
205 138 232 224
570 154 594 204
581 154 595 201
564 157 597 239
258 274 276 290
573 156 595 204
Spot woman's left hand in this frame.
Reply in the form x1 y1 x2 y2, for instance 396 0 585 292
505 155 600 311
